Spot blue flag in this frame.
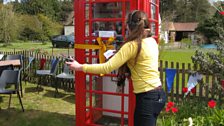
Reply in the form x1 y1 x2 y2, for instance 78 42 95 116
165 68 177 93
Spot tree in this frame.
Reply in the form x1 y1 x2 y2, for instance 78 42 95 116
18 14 43 41
14 0 73 22
190 0 214 22
59 0 73 22
37 14 63 38
0 4 19 44
160 0 177 19
18 14 63 42
175 0 212 22
160 0 214 22
196 11 224 43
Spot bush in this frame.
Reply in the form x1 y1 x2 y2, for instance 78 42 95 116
37 14 63 37
191 38 224 98
0 4 20 44
180 38 192 48
18 14 63 41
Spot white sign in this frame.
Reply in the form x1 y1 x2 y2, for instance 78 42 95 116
99 31 115 38
103 50 116 59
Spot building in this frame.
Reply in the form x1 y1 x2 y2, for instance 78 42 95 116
168 22 198 42
63 11 74 35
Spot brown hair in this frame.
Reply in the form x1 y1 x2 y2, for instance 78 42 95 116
117 10 151 87
125 10 151 63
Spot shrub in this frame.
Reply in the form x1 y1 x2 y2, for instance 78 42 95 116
0 4 20 44
18 14 63 42
37 14 63 37
180 38 192 48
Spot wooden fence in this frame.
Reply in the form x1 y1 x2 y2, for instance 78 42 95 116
159 60 223 102
0 50 75 92
0 50 223 101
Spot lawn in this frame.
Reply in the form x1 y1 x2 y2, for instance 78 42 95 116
159 48 196 64
0 83 75 126
0 41 74 56
0 41 199 62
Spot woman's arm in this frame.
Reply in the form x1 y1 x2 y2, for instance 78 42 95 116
66 42 137 74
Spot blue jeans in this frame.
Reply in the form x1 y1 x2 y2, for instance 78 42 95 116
134 89 166 126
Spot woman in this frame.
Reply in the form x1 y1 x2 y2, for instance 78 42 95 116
66 10 166 126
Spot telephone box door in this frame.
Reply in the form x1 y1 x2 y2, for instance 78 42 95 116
74 0 160 126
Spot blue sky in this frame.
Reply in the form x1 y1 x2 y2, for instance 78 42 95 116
209 0 224 3
3 0 21 4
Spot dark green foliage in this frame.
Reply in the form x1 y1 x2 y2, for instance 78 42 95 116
196 12 224 43
160 0 177 17
160 0 213 22
192 40 224 76
18 14 62 42
14 0 73 22
0 4 19 44
19 28 48 42
175 0 212 22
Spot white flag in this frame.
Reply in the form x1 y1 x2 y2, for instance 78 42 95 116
186 72 203 95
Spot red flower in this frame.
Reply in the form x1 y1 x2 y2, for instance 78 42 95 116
166 102 174 108
165 107 170 112
171 107 178 113
191 87 196 94
182 87 188 93
165 101 178 114
208 100 216 108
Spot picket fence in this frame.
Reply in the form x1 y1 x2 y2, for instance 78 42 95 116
0 50 223 101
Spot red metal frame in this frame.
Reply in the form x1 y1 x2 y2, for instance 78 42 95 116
74 1 160 126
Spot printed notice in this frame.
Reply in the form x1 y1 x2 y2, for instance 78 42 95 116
99 31 115 38
104 50 116 59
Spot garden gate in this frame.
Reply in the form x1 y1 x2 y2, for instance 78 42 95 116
74 0 160 125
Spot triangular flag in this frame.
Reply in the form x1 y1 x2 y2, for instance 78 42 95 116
185 72 203 95
165 68 177 93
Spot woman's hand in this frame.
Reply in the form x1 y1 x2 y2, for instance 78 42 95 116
66 59 83 71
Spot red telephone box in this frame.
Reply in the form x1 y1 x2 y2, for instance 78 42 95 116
74 0 160 126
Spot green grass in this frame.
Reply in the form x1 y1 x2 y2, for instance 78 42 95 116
0 41 74 56
0 83 75 126
159 49 196 64
1 41 214 64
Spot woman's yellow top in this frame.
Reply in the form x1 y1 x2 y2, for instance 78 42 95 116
83 37 161 94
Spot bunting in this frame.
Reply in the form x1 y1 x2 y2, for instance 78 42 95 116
165 68 177 93
185 72 203 95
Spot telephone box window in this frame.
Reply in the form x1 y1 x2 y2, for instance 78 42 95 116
92 2 130 18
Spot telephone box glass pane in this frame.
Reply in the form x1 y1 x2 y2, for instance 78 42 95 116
92 2 123 18
152 0 156 4
85 22 89 37
151 22 156 35
85 4 90 20
92 21 123 36
151 4 156 19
